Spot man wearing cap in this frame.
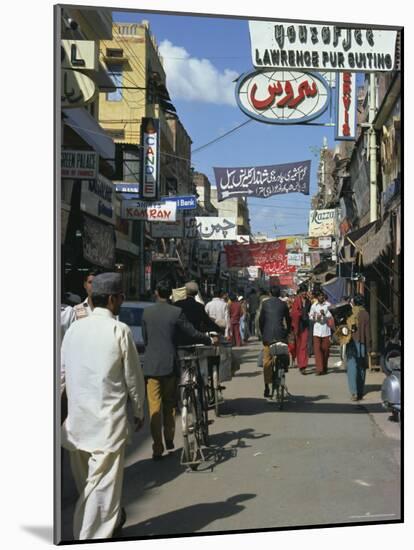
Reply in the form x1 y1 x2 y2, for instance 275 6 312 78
142 280 216 460
61 272 146 540
175 281 222 345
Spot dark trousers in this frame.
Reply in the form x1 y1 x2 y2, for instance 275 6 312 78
313 336 330 373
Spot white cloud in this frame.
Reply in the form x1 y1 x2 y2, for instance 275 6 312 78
159 40 238 106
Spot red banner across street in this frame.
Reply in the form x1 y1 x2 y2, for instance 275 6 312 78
224 240 287 268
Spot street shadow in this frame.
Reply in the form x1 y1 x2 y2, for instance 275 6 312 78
120 493 256 538
123 450 188 506
209 428 270 450
364 384 383 395
221 395 385 416
235 371 262 378
20 526 53 543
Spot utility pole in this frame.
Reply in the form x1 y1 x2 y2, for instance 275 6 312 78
368 72 378 354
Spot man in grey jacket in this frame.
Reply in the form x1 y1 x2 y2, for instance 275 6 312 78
142 280 216 460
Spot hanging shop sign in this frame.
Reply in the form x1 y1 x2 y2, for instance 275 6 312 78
61 150 97 179
141 118 160 200
114 182 140 194
214 160 310 201
150 217 184 238
121 200 177 221
336 72 357 140
82 214 115 269
318 236 332 249
184 217 237 241
249 21 398 72
61 69 97 108
309 209 337 237
160 195 197 210
80 175 115 224
236 69 330 124
225 240 287 268
287 253 302 266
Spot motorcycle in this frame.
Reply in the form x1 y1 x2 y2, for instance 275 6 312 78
381 329 401 423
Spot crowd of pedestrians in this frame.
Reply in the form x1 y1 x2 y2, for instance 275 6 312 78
60 273 371 541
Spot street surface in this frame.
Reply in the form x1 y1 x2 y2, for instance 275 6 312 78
61 338 401 540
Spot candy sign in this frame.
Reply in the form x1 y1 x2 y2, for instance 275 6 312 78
141 118 160 199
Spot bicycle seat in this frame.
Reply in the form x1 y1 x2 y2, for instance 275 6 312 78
269 342 289 356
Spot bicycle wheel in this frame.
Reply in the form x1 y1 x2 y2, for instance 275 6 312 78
278 369 285 410
196 384 210 446
212 364 222 417
182 389 199 470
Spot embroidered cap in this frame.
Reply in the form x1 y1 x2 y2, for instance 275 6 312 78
91 272 123 295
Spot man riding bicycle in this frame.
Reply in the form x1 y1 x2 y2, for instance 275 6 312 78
259 285 291 398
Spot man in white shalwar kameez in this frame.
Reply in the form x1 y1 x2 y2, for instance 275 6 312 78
61 272 146 540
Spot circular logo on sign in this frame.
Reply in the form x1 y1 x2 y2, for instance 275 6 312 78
236 70 330 124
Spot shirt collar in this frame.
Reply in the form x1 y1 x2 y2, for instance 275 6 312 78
92 307 115 319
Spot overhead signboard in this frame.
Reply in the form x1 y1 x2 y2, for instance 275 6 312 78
249 21 398 72
225 240 287 268
336 72 357 140
184 217 238 240
236 70 330 124
80 175 115 224
214 160 310 201
114 182 140 194
287 253 302 266
309 209 337 237
150 215 184 238
160 195 197 210
61 69 97 108
61 40 99 72
141 118 160 200
61 150 97 179
121 200 177 221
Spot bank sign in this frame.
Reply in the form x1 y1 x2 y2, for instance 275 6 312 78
236 69 330 124
141 118 160 200
249 21 397 72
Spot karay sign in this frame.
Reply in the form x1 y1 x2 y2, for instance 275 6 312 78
309 209 337 237
121 200 177 221
336 72 357 140
141 118 160 200
214 160 310 200
249 21 398 72
236 70 330 124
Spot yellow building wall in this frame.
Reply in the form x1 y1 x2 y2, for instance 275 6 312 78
99 23 164 144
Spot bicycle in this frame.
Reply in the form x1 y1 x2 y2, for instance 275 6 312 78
206 335 231 417
269 341 290 410
177 344 216 469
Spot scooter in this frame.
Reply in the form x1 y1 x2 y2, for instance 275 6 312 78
381 330 401 423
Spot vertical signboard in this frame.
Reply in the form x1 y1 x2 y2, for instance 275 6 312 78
141 118 160 200
336 72 357 140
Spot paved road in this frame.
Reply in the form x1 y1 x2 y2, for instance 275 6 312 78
61 338 401 541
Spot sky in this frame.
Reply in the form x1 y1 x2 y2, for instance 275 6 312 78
112 10 356 238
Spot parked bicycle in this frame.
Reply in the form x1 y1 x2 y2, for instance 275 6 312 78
269 341 290 409
177 344 216 469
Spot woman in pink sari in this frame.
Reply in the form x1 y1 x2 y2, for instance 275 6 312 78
290 284 312 374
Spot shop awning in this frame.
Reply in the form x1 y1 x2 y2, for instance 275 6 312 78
360 217 391 265
340 221 376 261
63 108 115 168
